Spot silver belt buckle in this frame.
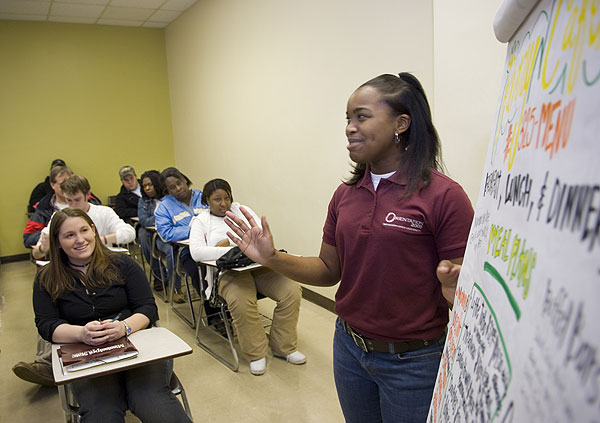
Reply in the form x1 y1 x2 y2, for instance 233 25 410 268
351 330 369 352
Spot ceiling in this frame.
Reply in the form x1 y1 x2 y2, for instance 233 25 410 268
0 0 199 28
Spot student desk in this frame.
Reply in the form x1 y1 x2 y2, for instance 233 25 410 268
52 327 192 384
52 327 192 420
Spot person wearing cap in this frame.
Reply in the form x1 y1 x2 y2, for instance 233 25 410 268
115 165 142 221
28 159 67 213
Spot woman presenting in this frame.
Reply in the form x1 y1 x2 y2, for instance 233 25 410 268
189 178 305 376
33 207 191 423
225 73 474 422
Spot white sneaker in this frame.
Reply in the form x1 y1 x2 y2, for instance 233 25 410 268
274 350 307 365
249 357 266 375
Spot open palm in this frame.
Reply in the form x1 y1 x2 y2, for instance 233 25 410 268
225 207 276 265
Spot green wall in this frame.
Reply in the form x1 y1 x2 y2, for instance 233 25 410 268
0 20 175 257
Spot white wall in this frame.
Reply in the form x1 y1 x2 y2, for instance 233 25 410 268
165 0 506 301
433 1 506 202
166 0 434 299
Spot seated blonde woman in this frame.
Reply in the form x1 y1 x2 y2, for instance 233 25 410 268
189 178 306 375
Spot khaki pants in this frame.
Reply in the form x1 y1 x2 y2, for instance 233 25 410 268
35 334 52 366
218 267 302 361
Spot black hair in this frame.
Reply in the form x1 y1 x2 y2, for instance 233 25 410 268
346 72 443 195
160 167 192 187
201 178 233 206
140 170 165 199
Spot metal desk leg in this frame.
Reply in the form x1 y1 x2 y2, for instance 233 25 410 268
194 269 240 372
169 246 197 329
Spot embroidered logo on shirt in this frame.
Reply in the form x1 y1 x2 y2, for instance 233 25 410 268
383 212 424 232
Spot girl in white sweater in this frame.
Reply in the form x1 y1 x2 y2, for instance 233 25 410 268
189 179 306 375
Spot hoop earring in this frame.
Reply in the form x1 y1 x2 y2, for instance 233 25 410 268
395 133 400 144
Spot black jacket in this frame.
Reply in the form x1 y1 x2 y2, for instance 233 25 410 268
34 254 158 342
115 183 141 220
28 177 52 213
24 192 56 248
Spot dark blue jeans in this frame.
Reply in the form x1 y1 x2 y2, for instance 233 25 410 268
71 359 191 423
156 238 180 290
137 227 161 281
333 318 444 423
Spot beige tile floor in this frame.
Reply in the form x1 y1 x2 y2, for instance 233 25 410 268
0 260 344 422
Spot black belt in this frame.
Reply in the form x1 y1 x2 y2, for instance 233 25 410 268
340 319 445 354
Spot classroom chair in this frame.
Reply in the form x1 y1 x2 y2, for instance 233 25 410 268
195 264 272 372
107 195 118 208
169 245 203 329
150 232 170 303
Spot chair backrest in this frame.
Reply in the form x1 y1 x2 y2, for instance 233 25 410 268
152 232 167 259
107 195 118 208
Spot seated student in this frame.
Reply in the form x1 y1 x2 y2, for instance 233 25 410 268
24 165 73 248
189 179 306 375
14 175 138 386
137 170 171 291
154 167 208 300
33 208 192 423
31 175 136 260
28 159 66 213
29 160 102 213
115 165 142 221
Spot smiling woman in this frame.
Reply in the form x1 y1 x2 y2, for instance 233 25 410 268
58 215 96 266
32 207 191 423
222 72 475 422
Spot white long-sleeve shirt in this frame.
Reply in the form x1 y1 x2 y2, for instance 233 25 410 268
189 202 261 298
189 202 260 262
38 204 136 246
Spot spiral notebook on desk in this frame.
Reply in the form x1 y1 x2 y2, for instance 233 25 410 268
57 337 139 374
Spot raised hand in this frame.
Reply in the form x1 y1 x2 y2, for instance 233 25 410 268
225 206 277 265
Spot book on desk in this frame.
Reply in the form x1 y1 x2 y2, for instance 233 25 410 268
57 336 139 374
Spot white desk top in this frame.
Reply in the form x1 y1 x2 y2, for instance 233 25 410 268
173 239 262 271
51 327 192 385
200 259 262 272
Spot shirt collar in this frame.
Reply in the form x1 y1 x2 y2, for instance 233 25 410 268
357 168 408 190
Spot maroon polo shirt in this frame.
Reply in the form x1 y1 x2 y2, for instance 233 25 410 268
323 170 473 342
